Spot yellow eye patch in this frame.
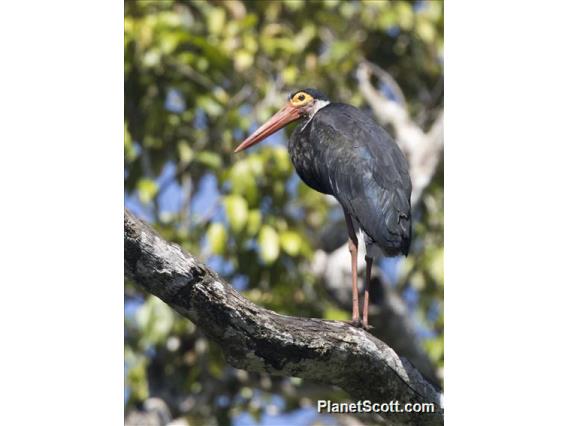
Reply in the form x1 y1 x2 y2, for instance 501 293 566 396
290 91 313 106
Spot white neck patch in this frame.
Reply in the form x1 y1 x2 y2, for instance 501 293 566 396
301 99 330 131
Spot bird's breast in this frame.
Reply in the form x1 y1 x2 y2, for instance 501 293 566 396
288 121 334 195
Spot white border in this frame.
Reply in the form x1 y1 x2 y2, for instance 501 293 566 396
446 1 568 424
0 2 124 424
1 1 568 424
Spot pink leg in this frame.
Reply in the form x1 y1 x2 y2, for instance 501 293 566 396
348 238 360 325
362 256 373 330
343 210 360 326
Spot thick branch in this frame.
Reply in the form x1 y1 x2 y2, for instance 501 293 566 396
313 248 440 387
124 210 443 425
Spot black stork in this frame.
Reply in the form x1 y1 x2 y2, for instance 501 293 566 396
234 88 412 330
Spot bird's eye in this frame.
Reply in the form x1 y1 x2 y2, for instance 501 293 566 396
291 92 312 106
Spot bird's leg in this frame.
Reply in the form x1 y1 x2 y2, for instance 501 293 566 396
344 211 360 327
362 256 373 330
348 238 360 326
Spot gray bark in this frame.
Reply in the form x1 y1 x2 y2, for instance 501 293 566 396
124 210 443 426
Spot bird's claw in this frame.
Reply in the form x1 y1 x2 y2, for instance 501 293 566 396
345 319 374 331
347 319 362 328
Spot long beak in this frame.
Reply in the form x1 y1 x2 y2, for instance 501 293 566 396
234 104 301 153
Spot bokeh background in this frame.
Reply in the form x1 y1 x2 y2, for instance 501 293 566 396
124 1 443 425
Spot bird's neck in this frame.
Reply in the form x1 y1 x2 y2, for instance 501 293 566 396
300 99 330 131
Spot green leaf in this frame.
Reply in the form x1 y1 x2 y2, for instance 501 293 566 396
207 7 226 35
377 8 396 30
138 178 158 204
224 195 248 233
424 336 444 364
136 296 175 345
417 19 436 43
328 40 353 61
395 1 414 31
279 230 302 256
282 66 298 84
246 209 262 236
207 223 228 255
177 141 194 164
124 123 137 162
197 96 223 117
283 0 304 11
229 161 258 202
195 151 222 169
247 155 264 176
272 146 292 174
126 355 149 402
142 49 161 67
430 247 444 285
323 307 350 321
258 225 280 264
235 49 254 71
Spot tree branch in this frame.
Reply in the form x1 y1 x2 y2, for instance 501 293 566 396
313 249 440 387
124 209 443 425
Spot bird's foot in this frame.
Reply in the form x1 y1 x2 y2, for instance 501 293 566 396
347 318 362 328
345 319 374 331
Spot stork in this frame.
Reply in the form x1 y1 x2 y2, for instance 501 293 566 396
235 88 412 329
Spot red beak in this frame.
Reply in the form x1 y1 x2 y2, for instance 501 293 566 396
234 104 301 153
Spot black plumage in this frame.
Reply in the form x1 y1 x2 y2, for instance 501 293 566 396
289 102 412 257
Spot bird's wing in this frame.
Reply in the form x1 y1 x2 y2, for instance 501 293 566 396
314 104 412 255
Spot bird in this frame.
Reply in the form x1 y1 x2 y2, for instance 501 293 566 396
234 88 412 330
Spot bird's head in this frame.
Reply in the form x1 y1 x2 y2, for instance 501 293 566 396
234 88 330 153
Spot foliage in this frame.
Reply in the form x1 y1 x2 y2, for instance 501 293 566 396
125 1 443 424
